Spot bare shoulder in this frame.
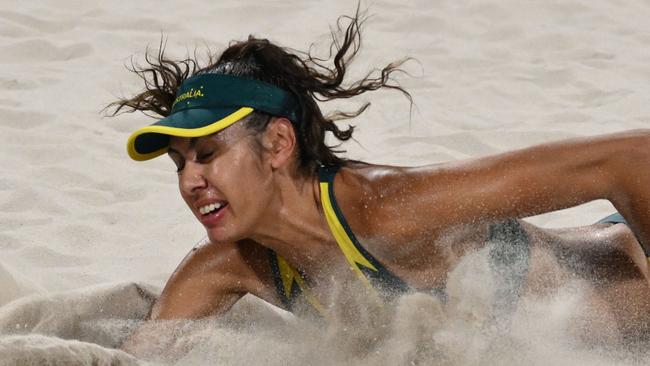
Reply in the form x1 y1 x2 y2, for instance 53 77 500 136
341 162 451 201
170 238 270 282
150 238 279 320
336 163 448 239
334 163 480 280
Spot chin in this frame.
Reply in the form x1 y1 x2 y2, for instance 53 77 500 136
206 227 242 245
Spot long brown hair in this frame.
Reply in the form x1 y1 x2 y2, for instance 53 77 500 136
109 9 412 175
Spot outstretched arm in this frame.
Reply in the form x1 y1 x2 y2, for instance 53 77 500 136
121 239 277 357
385 129 650 250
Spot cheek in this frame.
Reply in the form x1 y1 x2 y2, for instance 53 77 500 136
228 153 273 205
234 162 269 195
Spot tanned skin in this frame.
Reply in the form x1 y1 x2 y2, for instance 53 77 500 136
122 120 650 354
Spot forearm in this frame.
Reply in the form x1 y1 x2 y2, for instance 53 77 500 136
512 129 650 253
120 280 243 357
605 130 650 253
413 129 650 229
120 292 241 359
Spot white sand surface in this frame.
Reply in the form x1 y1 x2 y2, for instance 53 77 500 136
1 0 650 364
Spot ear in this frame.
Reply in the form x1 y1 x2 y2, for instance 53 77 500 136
262 117 297 169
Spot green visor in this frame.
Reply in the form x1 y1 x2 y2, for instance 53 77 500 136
126 74 300 161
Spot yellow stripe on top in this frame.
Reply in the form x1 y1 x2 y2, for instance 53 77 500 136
271 175 387 317
319 181 378 291
276 255 328 317
126 107 254 161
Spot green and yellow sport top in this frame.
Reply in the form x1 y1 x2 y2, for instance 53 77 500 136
268 165 411 315
268 165 536 317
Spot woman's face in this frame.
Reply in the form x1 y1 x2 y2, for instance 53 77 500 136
168 123 274 244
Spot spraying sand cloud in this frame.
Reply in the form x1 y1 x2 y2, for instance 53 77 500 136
3 0 650 364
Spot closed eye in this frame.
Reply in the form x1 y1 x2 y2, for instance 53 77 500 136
196 150 215 163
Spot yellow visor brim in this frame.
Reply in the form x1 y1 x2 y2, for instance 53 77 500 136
126 107 254 161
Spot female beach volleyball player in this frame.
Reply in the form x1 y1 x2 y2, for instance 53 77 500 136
113 13 650 353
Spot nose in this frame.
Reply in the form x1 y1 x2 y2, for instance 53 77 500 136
178 161 208 195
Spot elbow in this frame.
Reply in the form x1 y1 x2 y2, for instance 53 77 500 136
604 131 650 204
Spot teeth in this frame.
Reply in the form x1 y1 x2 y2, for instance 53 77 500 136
199 202 223 215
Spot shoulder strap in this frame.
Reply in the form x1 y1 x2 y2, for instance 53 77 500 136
317 165 409 294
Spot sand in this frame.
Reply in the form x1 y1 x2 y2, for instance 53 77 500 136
1 0 649 364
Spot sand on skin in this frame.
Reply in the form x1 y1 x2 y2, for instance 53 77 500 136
1 1 650 364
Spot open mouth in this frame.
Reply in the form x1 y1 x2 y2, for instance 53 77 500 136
198 202 228 216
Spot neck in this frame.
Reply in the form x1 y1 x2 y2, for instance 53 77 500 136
250 168 336 274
